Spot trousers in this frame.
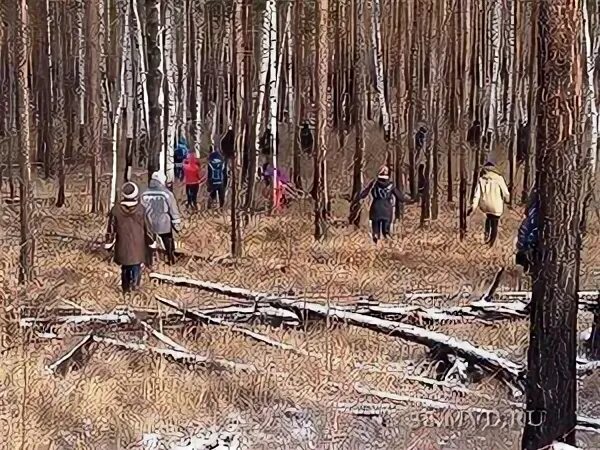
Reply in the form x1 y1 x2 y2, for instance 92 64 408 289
208 185 226 208
484 214 500 246
186 184 199 209
121 264 141 293
372 219 391 243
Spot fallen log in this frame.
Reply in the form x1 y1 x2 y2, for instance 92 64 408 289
130 314 190 354
348 383 600 434
262 296 527 389
155 296 308 356
92 335 255 372
45 334 95 375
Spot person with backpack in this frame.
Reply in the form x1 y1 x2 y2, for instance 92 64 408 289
467 161 510 247
105 182 156 293
299 122 314 155
174 137 189 182
357 166 413 244
182 151 204 211
207 147 228 209
516 187 539 275
140 171 183 266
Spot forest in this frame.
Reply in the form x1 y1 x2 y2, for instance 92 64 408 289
0 0 600 449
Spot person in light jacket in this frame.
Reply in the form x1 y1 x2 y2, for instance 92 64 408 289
140 171 183 265
467 161 510 247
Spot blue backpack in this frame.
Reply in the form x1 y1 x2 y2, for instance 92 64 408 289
208 154 225 186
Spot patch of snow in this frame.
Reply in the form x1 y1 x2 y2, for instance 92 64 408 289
549 443 580 450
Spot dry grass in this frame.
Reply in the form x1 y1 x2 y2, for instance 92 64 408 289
1 131 600 449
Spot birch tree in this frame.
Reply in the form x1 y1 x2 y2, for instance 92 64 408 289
146 0 163 180
371 0 390 140
267 0 278 209
16 0 34 283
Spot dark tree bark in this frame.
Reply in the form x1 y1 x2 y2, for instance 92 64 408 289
521 1 584 448
146 0 162 181
348 0 365 228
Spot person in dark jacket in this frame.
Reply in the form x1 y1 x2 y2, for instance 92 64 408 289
300 122 314 155
515 188 539 275
207 147 228 209
516 121 530 166
357 166 413 243
174 137 189 182
105 182 156 293
467 120 482 149
415 126 427 160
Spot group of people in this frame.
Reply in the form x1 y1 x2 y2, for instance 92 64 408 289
105 133 538 293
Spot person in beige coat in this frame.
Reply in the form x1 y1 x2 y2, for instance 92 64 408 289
467 161 510 247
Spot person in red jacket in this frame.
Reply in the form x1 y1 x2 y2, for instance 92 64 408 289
182 151 204 210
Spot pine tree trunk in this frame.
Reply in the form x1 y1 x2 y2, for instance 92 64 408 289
16 0 34 283
146 0 162 180
291 0 303 190
86 0 103 212
521 1 584 447
314 0 328 240
54 1 67 208
348 0 365 228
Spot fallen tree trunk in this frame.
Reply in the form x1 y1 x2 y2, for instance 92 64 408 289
45 334 95 375
92 335 256 372
155 296 307 356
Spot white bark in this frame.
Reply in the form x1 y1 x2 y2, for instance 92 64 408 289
254 2 270 175
77 0 85 125
156 0 166 177
132 0 150 135
285 4 294 127
181 1 188 139
267 0 278 203
194 0 205 150
164 2 176 184
371 0 390 137
125 9 134 140
110 0 130 209
486 0 502 152
583 0 598 173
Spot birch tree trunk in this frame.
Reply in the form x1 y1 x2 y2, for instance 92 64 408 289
348 0 366 228
291 0 303 189
485 0 502 158
53 1 67 208
371 0 390 140
77 0 86 156
192 0 205 150
521 1 584 447
163 1 176 185
314 0 329 240
267 0 278 209
16 0 34 283
109 0 130 209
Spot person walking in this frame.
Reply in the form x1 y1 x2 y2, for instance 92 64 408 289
357 166 413 244
141 171 183 265
183 151 204 211
105 182 156 293
467 161 510 247
207 147 228 209
516 187 539 275
174 136 189 182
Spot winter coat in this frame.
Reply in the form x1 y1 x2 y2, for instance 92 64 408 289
207 151 228 189
516 190 539 253
358 178 412 221
140 179 183 235
107 202 153 266
471 167 510 216
174 137 189 165
183 154 203 185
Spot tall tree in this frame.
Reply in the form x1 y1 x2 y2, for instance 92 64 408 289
521 0 584 447
16 0 34 283
85 0 102 212
146 0 163 180
348 0 365 228
313 0 329 240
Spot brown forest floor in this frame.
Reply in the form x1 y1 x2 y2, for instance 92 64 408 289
1 128 600 449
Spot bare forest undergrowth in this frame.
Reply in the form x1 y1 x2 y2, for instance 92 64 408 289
1 131 600 449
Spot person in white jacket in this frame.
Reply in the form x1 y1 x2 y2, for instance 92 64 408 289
467 161 510 247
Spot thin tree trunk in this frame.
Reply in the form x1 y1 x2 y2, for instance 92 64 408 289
348 0 365 228
291 0 303 189
54 1 67 208
371 0 390 140
314 0 328 240
267 0 278 209
146 0 162 180
521 1 537 204
459 0 470 241
521 0 584 447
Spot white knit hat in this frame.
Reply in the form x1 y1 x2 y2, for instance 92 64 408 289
121 182 139 206
151 171 167 185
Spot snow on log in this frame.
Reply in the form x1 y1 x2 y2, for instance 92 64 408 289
130 314 190 353
21 312 132 329
155 296 307 356
195 304 300 326
92 336 255 372
262 297 527 388
46 334 95 375
149 272 268 302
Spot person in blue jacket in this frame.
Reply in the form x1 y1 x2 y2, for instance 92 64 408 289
515 187 539 275
174 137 189 182
206 146 228 209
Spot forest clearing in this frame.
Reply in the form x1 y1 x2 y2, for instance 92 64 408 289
1 0 600 449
